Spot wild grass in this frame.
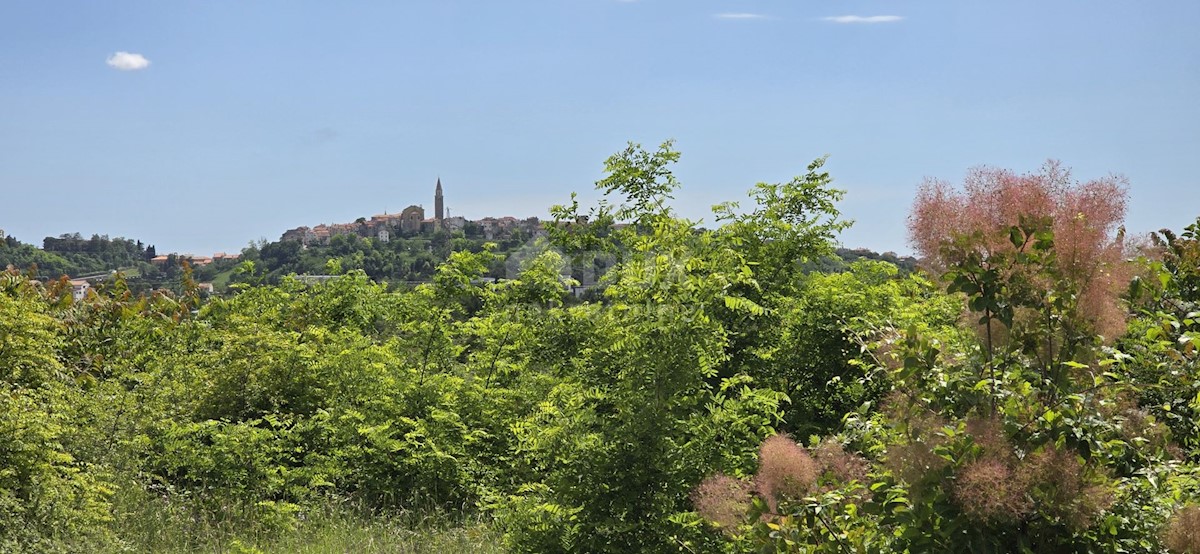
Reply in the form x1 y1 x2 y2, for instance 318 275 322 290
101 486 504 554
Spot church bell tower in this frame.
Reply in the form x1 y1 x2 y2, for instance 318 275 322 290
434 178 444 222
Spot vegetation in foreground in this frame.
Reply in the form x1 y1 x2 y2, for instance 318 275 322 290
3 142 1200 552
105 492 501 554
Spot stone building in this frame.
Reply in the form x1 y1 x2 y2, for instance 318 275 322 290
278 178 541 244
398 205 424 234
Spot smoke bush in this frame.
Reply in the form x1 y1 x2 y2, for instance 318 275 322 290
908 161 1131 340
1165 505 1200 554
691 473 753 532
754 434 818 511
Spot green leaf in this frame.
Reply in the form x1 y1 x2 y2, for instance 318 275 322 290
1009 226 1024 248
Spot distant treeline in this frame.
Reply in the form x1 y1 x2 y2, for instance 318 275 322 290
3 229 920 292
0 233 155 278
0 234 242 294
237 228 538 286
812 247 920 274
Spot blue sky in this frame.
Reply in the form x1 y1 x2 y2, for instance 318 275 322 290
1 1 1197 256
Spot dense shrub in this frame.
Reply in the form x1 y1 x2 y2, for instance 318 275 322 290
2 147 1198 554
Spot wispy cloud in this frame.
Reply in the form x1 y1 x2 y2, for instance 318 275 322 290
106 51 151 71
714 13 768 20
822 15 904 24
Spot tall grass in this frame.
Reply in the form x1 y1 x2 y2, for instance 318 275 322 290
101 485 504 554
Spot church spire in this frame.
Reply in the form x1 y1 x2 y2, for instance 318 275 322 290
434 178 444 222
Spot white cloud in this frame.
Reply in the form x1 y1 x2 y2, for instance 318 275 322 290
714 13 767 20
822 15 904 24
106 51 151 71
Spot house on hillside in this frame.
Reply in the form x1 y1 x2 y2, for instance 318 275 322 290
68 279 90 301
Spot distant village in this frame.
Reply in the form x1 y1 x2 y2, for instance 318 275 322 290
5 179 553 301
279 179 545 245
4 176 917 302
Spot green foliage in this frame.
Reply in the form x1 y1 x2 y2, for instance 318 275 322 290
1119 220 1200 460
495 141 852 552
694 213 1200 553
596 140 681 225
0 288 65 387
713 156 851 293
105 490 504 554
0 233 155 280
0 282 116 552
763 261 964 436
240 226 529 286
1152 216 1200 304
4 145 1197 554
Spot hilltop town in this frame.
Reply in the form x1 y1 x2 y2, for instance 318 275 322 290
0 179 557 297
279 179 544 245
